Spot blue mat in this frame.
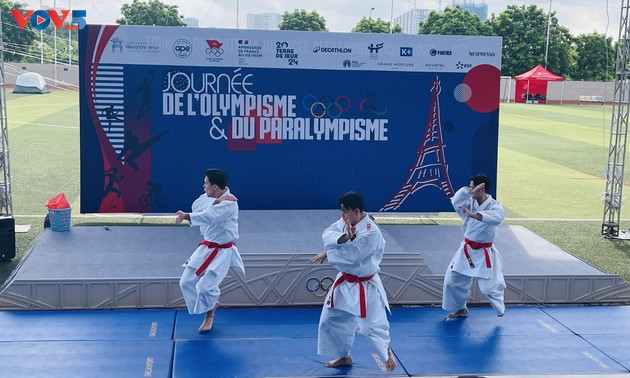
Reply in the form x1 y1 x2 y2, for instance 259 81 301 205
0 309 176 341
0 340 173 378
173 338 405 377
541 305 630 335
389 306 574 337
581 335 630 370
174 307 320 340
1 306 630 377
392 334 626 375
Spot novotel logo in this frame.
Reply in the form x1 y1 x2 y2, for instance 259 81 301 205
10 9 86 30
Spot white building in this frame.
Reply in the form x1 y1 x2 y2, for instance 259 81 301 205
394 8 433 35
394 1 488 34
246 13 282 30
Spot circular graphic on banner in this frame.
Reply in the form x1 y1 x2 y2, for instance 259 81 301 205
453 83 473 102
462 64 501 113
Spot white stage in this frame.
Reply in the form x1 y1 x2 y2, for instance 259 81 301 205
1 210 629 309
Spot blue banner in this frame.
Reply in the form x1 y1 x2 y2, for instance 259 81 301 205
79 25 502 213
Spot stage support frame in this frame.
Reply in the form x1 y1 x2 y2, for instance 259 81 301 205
603 0 630 239
0 13 16 260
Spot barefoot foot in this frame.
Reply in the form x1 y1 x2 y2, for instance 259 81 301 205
447 307 469 319
325 356 353 368
198 301 220 333
385 347 396 371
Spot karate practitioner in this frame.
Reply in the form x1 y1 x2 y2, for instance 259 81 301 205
176 168 244 332
442 173 506 318
309 192 396 371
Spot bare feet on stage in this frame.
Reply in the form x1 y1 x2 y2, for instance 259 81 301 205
385 347 396 371
198 301 220 333
447 307 469 319
325 356 353 368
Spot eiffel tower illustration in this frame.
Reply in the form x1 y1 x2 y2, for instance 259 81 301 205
380 76 455 212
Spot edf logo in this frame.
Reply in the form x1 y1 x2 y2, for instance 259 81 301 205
10 9 87 31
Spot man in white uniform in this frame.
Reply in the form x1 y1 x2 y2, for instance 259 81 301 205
442 173 506 318
309 192 396 371
176 168 244 332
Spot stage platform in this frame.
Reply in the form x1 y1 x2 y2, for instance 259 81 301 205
0 306 629 377
1 210 629 310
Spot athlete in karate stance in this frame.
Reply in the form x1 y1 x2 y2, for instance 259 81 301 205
309 192 396 371
442 173 506 319
176 169 244 332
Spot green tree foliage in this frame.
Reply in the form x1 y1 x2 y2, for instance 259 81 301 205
0 1 39 62
117 0 186 26
417 6 493 36
352 17 403 34
572 32 615 81
489 5 573 78
278 9 327 32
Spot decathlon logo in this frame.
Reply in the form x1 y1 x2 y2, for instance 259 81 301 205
173 39 192 58
313 46 352 54
11 9 86 30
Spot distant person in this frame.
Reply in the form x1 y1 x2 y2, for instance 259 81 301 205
176 169 243 333
442 174 506 319
309 191 396 371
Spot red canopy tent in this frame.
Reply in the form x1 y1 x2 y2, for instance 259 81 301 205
514 65 563 104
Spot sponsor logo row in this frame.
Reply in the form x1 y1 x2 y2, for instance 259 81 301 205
109 36 496 70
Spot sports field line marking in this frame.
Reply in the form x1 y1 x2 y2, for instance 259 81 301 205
10 120 78 129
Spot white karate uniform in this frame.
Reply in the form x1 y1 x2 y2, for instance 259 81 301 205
179 188 245 314
317 213 392 364
442 186 506 315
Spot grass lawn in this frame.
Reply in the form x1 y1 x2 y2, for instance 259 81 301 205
3 93 630 285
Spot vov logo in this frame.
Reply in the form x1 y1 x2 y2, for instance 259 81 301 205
11 9 87 31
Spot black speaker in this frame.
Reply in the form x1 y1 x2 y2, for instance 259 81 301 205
0 216 16 261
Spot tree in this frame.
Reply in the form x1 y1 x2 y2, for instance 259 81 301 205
489 5 573 78
572 32 615 81
352 17 403 34
0 1 39 62
417 6 493 36
117 0 186 26
278 9 327 32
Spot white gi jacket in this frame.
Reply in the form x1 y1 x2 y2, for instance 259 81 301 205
450 186 505 279
323 213 390 316
183 188 245 275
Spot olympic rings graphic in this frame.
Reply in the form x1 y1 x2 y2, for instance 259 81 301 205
359 96 388 116
206 47 224 57
306 276 335 297
302 95 351 119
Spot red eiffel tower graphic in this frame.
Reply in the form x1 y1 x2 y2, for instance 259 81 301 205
380 76 454 212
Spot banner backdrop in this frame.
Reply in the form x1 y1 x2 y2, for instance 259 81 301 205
79 25 502 213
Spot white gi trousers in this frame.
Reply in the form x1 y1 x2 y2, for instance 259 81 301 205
442 249 506 316
317 281 391 363
179 249 233 314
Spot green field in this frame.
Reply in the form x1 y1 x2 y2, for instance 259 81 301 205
3 91 630 285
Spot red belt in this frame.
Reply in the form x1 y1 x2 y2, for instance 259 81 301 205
195 240 234 276
330 272 374 318
463 238 493 269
